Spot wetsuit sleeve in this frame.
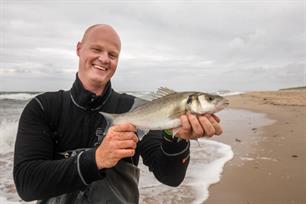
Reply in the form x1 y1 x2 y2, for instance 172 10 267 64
139 130 190 187
13 98 102 201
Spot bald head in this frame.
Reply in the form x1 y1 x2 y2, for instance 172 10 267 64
81 24 121 50
76 24 121 95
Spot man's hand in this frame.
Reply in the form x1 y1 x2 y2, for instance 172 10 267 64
95 123 138 169
174 113 223 140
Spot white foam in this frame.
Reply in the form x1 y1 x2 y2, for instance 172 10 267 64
0 196 21 204
0 93 38 101
188 139 233 204
240 156 255 161
258 157 278 162
0 120 18 154
138 139 233 204
219 91 244 96
0 195 34 204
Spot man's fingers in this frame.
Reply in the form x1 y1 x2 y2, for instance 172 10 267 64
108 124 138 142
175 113 224 140
110 123 136 132
199 116 216 137
116 140 137 149
211 114 221 123
208 116 223 135
180 115 191 131
117 149 136 158
96 124 138 169
188 114 204 138
116 132 138 142
175 115 192 138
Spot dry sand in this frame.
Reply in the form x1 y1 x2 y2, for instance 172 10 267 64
205 90 306 204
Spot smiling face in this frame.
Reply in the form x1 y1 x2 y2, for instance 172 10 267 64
76 24 121 95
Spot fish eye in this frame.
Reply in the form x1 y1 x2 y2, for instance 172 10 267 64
206 95 214 101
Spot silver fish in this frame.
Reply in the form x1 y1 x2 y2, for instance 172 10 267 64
100 87 229 138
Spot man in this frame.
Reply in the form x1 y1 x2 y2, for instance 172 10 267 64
13 24 223 204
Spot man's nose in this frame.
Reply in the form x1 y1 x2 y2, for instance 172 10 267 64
98 52 110 64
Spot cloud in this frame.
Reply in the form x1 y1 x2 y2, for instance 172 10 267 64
0 0 305 91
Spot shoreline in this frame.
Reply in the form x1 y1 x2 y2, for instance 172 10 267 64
205 90 306 204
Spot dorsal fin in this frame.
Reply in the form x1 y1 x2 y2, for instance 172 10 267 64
134 87 177 101
153 87 177 98
157 87 176 95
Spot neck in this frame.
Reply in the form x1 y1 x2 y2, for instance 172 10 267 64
84 83 106 96
78 74 106 96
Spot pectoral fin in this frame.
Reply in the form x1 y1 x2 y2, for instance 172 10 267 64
168 106 186 120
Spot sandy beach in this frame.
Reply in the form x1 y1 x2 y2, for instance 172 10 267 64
205 89 306 204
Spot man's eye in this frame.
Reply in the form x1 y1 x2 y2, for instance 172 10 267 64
92 48 101 52
109 54 118 59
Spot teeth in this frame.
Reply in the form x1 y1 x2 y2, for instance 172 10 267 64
93 65 107 71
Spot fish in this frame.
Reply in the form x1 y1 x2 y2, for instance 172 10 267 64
100 87 229 138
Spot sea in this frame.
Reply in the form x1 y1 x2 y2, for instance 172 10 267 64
0 90 249 204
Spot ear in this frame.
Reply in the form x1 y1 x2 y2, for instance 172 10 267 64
76 42 82 57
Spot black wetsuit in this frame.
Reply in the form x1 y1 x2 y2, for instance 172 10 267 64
13 75 190 203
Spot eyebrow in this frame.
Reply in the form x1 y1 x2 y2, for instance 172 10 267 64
90 44 119 55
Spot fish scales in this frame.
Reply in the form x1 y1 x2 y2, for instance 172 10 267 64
115 92 191 130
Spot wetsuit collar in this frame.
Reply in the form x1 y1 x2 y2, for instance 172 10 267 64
70 74 113 111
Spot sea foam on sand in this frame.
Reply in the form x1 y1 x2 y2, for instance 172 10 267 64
138 139 233 204
188 139 234 204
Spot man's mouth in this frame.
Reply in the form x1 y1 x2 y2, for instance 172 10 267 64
93 64 108 71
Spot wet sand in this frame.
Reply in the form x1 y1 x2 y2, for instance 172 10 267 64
205 90 306 204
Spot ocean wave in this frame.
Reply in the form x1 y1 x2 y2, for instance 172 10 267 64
215 90 243 96
0 196 25 204
0 93 39 101
0 119 35 204
0 119 18 154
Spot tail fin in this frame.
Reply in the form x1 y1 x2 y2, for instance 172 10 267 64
99 112 150 140
99 112 118 130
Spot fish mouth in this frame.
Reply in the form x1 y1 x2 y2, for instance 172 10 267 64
214 99 230 112
223 99 230 106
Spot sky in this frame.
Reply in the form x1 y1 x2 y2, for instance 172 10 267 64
0 0 305 92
